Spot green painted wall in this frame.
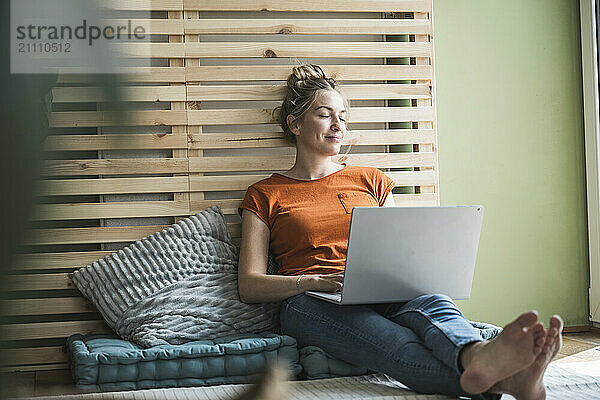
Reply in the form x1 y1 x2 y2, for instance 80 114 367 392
433 0 590 327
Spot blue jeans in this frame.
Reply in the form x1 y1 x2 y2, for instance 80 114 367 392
280 293 501 400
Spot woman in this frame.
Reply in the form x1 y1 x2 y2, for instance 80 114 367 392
237 64 563 400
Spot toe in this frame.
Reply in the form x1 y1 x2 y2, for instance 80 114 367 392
532 323 545 339
550 315 564 332
533 323 544 334
514 311 539 328
535 335 545 348
546 328 558 343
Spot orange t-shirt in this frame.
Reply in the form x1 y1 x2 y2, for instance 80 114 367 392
238 165 395 276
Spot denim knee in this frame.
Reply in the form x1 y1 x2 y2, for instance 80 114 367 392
404 293 454 310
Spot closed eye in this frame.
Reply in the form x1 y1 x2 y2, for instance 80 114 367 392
320 114 346 122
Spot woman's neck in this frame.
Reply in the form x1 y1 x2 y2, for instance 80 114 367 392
284 150 343 180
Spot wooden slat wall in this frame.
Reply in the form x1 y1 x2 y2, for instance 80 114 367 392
1 0 437 372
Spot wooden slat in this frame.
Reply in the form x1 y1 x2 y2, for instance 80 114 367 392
187 107 434 126
115 43 185 58
24 222 236 246
185 65 432 82
37 177 189 196
392 193 437 206
186 84 430 101
190 170 435 192
0 347 68 367
191 175 271 192
107 0 183 11
339 84 431 100
6 273 75 291
182 0 429 12
190 153 435 173
57 67 187 84
0 298 95 316
414 7 437 201
190 132 288 149
115 42 431 59
190 199 245 216
31 369 76 388
0 363 68 372
188 42 431 58
51 86 186 103
104 18 429 35
12 252 114 271
23 225 170 245
44 134 187 152
42 158 188 176
33 200 189 221
342 129 436 145
48 110 187 128
182 19 429 35
57 65 432 84
387 171 436 186
337 107 435 123
0 321 110 341
187 109 276 125
104 19 184 35
189 129 435 149
170 7 191 227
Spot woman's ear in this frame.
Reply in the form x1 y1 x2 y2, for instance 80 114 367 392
286 114 300 136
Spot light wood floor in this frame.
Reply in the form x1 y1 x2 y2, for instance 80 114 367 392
2 330 600 398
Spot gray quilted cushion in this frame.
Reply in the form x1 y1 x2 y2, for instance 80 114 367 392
72 206 279 347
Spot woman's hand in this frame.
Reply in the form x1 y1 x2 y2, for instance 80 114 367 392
301 272 344 293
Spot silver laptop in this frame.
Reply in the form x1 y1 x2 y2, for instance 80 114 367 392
305 206 484 304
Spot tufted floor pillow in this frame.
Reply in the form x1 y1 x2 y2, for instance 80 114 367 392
67 333 302 391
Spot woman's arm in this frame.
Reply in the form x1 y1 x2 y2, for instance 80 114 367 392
238 209 343 303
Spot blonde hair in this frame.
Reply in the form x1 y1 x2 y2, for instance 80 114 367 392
276 64 347 144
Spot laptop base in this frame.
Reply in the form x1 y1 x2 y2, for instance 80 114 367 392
305 291 342 304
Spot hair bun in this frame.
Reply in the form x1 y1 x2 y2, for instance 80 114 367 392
287 64 327 88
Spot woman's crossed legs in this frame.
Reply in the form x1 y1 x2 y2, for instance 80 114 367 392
280 293 562 400
280 293 496 399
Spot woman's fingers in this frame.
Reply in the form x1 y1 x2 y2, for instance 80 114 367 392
313 274 344 292
325 275 344 291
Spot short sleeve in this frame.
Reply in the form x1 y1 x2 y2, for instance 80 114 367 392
238 185 271 227
369 168 396 206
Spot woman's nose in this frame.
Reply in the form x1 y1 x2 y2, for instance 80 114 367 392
331 116 342 129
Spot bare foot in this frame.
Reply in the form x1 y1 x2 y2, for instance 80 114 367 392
491 315 564 400
460 311 541 394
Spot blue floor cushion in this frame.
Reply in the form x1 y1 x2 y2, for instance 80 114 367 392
67 333 302 391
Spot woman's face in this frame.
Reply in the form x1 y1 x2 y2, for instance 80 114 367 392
291 90 347 157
